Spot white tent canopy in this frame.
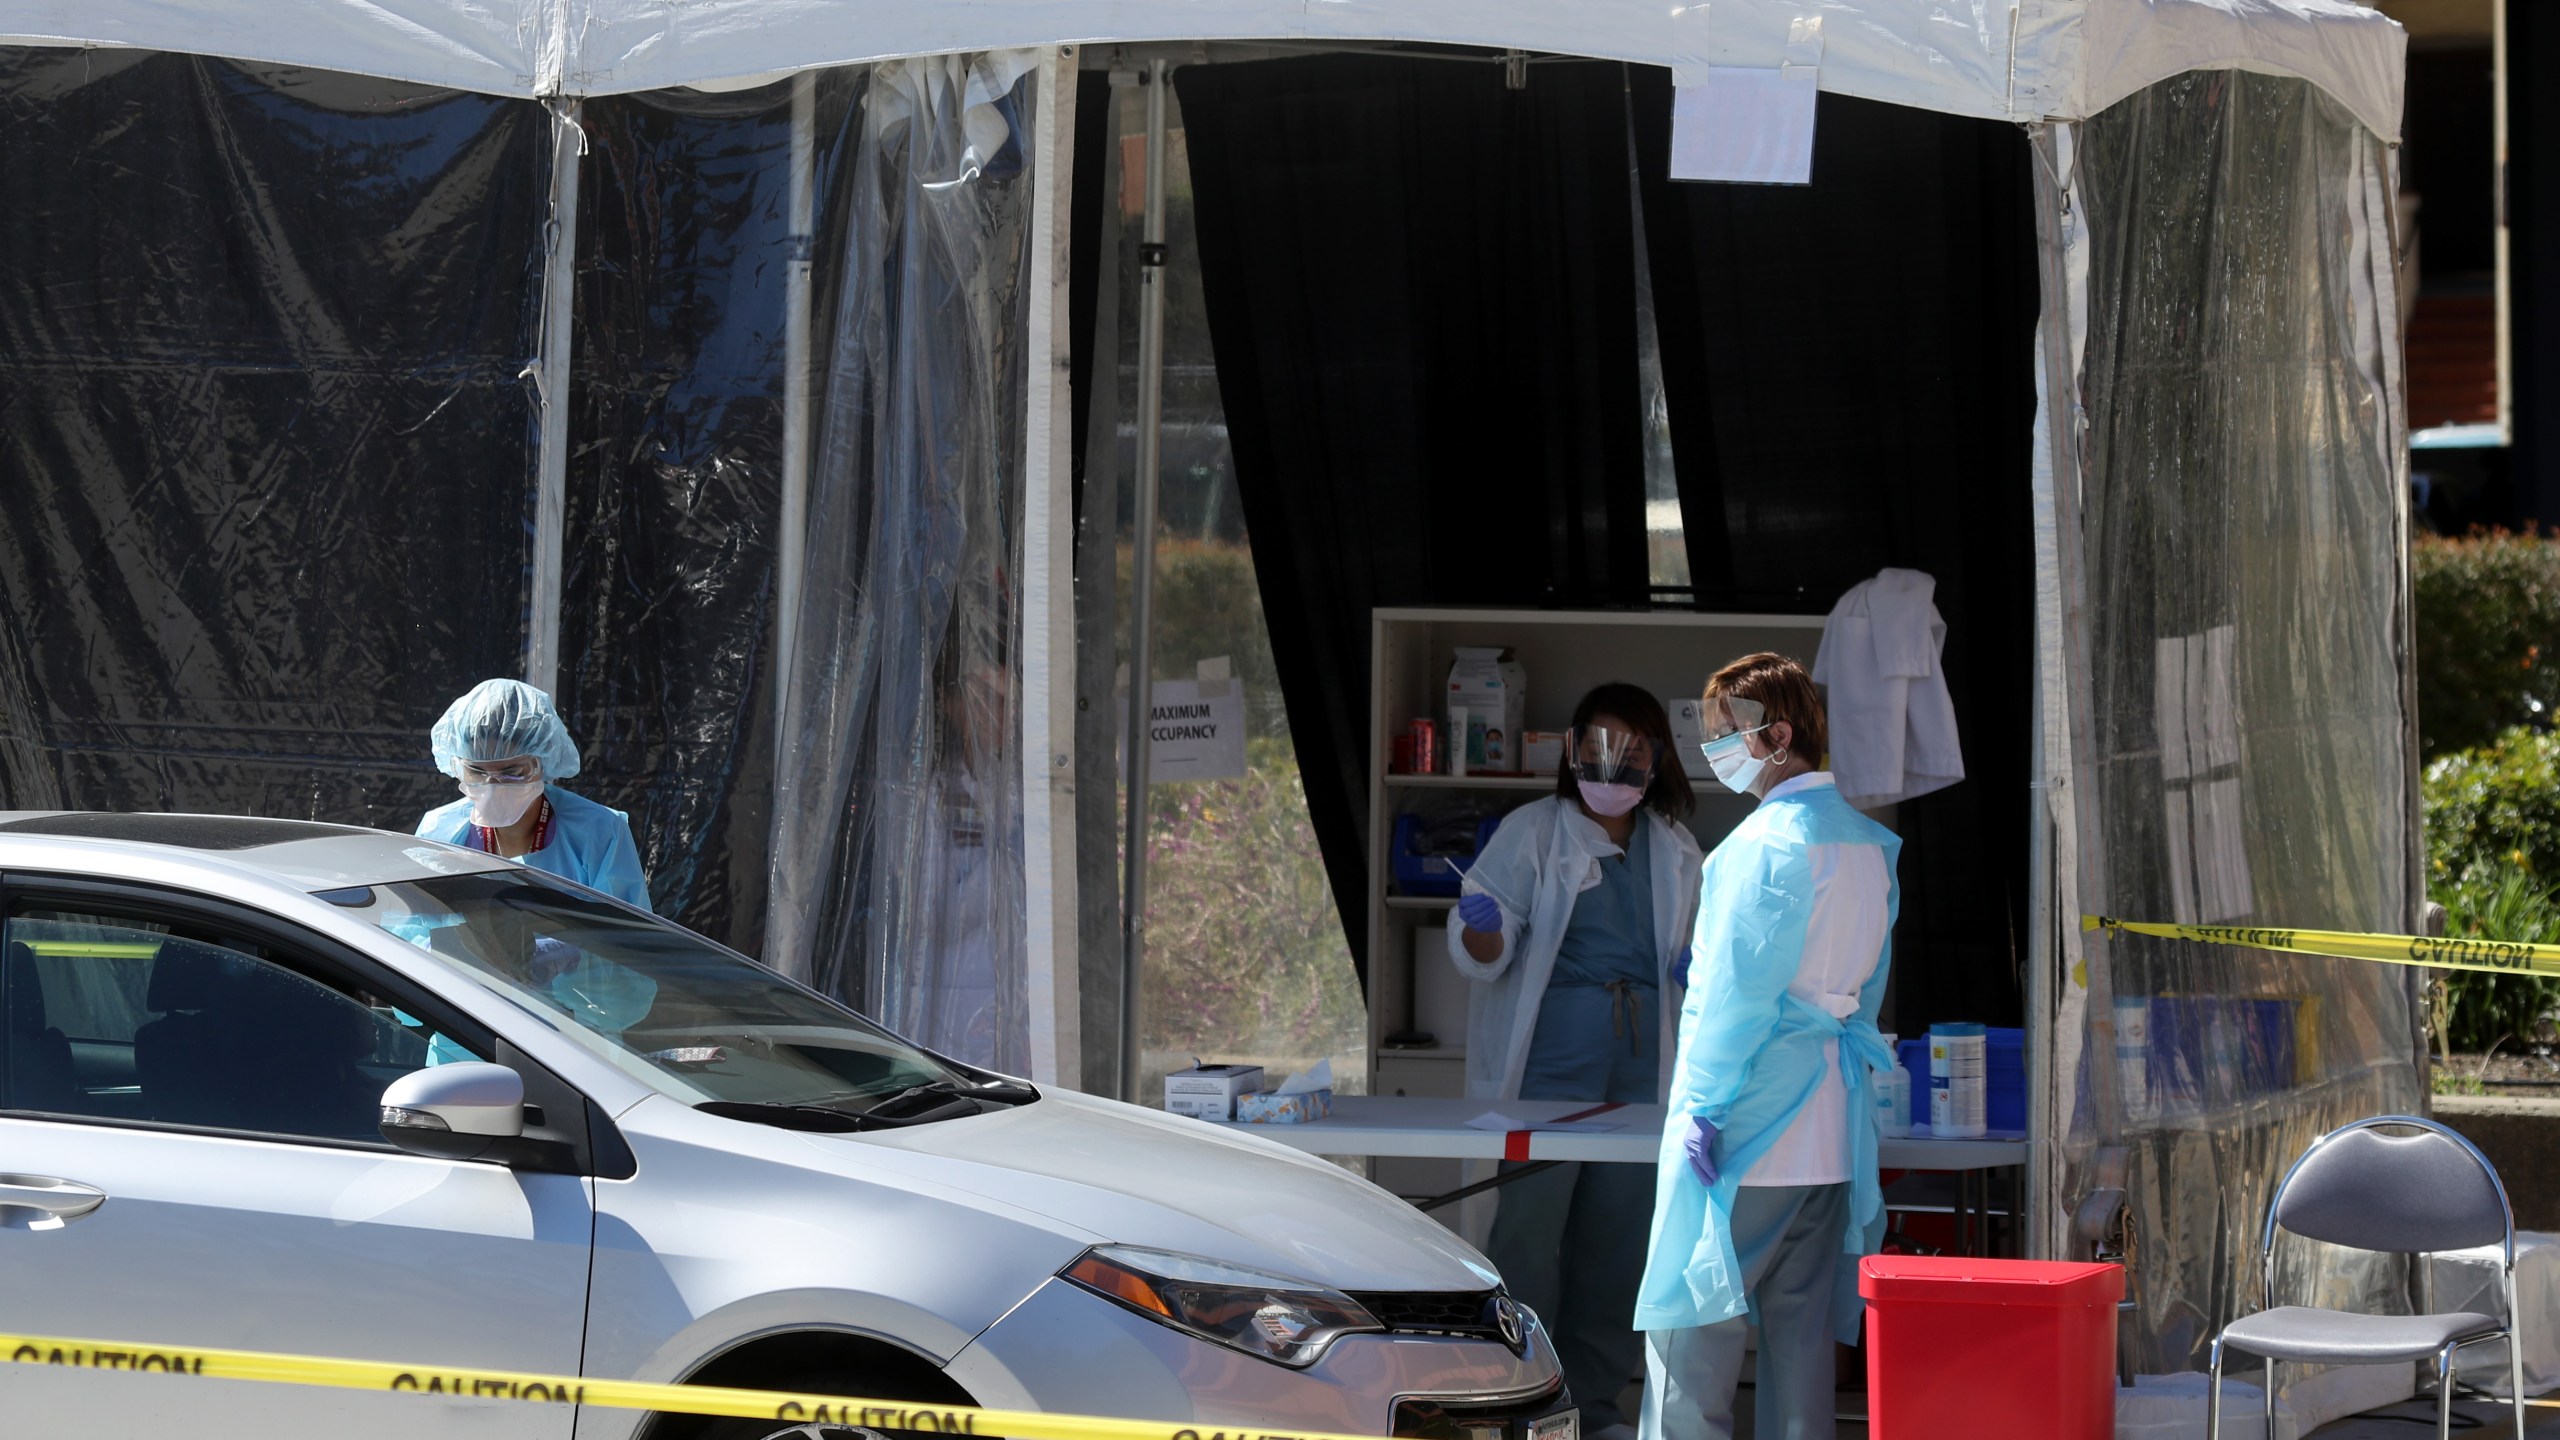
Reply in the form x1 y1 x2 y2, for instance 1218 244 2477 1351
3 0 2404 137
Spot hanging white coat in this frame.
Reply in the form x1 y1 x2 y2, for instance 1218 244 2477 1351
1445 796 1704 1102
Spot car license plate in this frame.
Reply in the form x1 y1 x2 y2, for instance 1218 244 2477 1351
1530 1411 1578 1440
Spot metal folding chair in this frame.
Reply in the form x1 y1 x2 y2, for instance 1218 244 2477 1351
2206 1115 2525 1440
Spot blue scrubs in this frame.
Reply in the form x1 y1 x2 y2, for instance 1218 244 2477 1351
417 785 654 912
1488 820 1660 1431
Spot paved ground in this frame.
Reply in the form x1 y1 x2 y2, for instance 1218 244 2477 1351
1620 1371 2560 1434
2308 1393 2560 1436
1740 1386 2555 1436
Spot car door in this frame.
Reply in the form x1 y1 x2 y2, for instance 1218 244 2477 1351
0 882 593 1439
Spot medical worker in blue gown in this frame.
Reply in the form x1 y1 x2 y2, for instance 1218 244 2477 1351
417 678 654 911
1450 683 1705 1440
1636 653 1899 1440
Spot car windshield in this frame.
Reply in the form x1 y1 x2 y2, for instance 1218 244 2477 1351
330 870 966 1109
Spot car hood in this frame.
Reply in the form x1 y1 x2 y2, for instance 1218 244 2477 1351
814 1087 1498 1295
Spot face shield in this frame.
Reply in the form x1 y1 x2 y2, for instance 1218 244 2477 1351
459 754 544 828
1570 724 1658 790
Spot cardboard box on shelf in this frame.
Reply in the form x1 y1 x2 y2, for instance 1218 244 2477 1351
1446 648 1526 772
1521 730 1566 775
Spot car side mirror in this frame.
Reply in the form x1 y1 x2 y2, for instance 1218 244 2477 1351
380 1062 526 1161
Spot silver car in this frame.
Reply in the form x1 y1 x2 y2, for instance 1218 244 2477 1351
0 813 1570 1440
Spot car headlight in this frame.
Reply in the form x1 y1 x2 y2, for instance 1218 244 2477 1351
1062 1244 1383 1368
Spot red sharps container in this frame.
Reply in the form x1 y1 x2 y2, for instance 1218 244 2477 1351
1860 1256 2122 1440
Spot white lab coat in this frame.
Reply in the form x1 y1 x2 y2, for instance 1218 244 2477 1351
1446 796 1705 1102
1813 567 1964 807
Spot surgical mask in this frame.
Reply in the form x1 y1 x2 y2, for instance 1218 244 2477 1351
461 779 541 828
1701 729 1773 797
1576 780 1647 817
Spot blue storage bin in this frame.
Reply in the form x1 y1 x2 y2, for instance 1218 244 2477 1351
1898 1028 2027 1131
2147 995 2294 1105
1390 813 1502 898
1899 1038 1927 1126
1988 1026 2025 1131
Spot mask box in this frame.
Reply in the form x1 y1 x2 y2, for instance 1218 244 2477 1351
1446 648 1526 771
1163 1063 1264 1120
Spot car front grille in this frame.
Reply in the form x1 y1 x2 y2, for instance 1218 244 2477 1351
1391 1385 1570 1440
1349 1289 1503 1339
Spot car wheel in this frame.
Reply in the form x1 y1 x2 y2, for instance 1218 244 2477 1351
642 1356 975 1440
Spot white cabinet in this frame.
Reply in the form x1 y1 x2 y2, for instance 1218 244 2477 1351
1364 607 1828 1075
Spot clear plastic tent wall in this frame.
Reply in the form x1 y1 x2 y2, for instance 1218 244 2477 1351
0 43 1040 1075
560 80 845 947
0 52 544 827
2066 71 2418 1373
765 54 1037 1074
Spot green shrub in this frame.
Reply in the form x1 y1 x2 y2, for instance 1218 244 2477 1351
1141 743 1364 1063
2423 726 2560 884
2429 870 2560 1054
2413 531 2560 759
1121 539 1290 740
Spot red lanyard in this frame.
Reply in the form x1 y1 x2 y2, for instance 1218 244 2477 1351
473 795 553 857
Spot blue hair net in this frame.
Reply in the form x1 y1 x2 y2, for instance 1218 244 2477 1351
430 679 582 781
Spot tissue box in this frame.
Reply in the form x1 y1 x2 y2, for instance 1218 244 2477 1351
1236 1088 1332 1124
1164 1063 1264 1120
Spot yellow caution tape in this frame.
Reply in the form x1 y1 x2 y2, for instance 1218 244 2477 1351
17 1321 2540 1419
0 1329 1400 1440
2083 915 2560 979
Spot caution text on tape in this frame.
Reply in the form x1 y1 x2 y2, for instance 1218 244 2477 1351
0 1330 1414 1440
2083 914 2560 978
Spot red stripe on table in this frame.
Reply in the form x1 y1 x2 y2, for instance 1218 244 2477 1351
1503 1102 1626 1162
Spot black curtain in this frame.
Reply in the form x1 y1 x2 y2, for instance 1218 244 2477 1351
1631 77 2040 1028
2513 0 2560 527
1175 55 1652 976
1067 75 1115 539
0 53 544 825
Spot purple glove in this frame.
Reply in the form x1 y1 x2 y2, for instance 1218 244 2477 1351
1457 892 1504 934
1684 1117 1721 1186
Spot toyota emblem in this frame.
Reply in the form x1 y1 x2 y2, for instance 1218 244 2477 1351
1488 1295 1525 1351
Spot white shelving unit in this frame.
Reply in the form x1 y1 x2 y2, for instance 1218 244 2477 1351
1364 606 1828 1219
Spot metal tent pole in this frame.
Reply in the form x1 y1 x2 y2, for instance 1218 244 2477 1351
775 72 817 773
1118 59 1170 1103
526 98 584 697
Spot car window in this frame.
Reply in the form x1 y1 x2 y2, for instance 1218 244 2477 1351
338 871 967 1110
2 905 480 1144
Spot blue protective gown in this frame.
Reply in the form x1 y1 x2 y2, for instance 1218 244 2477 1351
1634 780 1900 1342
417 784 654 912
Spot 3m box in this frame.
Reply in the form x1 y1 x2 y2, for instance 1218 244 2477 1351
1446 647 1526 771
1164 1064 1264 1120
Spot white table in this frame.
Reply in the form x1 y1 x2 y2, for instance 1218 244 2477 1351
1206 1096 2030 1252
